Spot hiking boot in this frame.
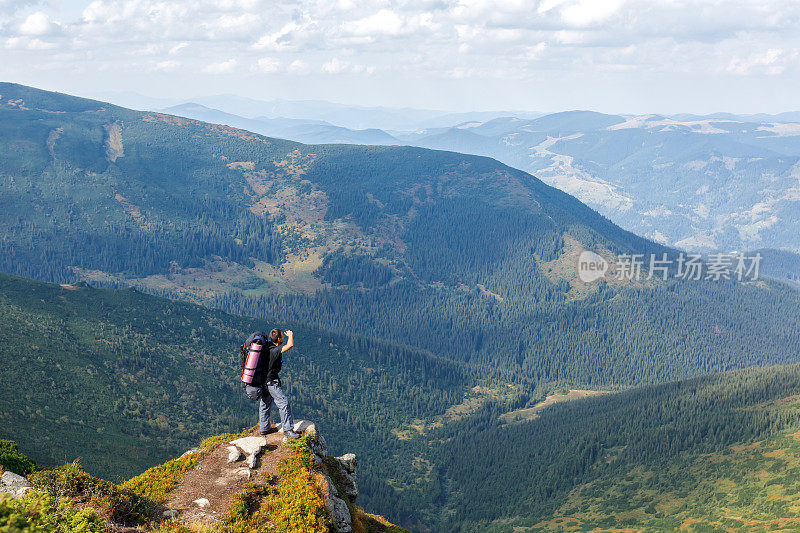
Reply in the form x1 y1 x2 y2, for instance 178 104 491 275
260 426 278 435
283 430 301 440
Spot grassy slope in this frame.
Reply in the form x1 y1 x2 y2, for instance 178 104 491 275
537 425 800 532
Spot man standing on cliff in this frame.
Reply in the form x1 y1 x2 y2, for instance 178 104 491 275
241 328 300 440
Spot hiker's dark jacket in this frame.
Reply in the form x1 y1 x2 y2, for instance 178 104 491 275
242 331 283 386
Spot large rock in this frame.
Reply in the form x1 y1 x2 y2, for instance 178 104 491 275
290 420 328 460
230 436 267 469
334 453 358 500
226 445 243 463
0 471 31 498
193 497 210 508
320 473 353 533
180 447 201 459
293 420 318 438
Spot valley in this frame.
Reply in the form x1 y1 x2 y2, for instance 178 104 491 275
2 83 800 531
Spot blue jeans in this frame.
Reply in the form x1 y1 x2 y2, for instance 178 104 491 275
245 381 295 433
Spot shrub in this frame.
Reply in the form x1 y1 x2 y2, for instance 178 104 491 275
120 454 198 504
268 437 329 533
0 440 37 476
221 481 275 532
0 489 106 532
199 426 256 453
30 463 151 525
353 509 411 533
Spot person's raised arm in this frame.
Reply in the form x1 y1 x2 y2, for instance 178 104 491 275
281 330 294 353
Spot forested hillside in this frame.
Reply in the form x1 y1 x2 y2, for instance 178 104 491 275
431 363 800 531
0 272 487 522
2 82 800 390
4 274 800 530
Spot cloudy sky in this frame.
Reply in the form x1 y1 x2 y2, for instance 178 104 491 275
1 0 799 114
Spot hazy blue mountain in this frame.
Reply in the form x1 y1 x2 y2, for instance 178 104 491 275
160 102 401 145
93 89 541 131
401 110 800 253
188 95 542 130
669 111 800 123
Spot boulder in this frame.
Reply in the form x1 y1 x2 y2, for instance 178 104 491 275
226 445 243 463
283 420 328 459
320 474 353 533
311 435 328 460
0 471 30 498
180 447 201 459
293 420 318 438
334 453 358 500
229 436 267 469
193 497 210 508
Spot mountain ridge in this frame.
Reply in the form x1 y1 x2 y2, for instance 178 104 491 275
1 422 407 533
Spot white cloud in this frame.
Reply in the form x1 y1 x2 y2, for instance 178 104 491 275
169 42 188 55
0 0 38 12
202 13 260 39
287 59 308 74
5 36 56 49
322 57 348 73
560 0 625 27
524 42 547 59
202 58 237 73
155 59 179 71
345 9 404 36
256 56 281 72
129 43 159 56
351 63 376 74
252 20 310 51
18 11 57 36
727 48 787 75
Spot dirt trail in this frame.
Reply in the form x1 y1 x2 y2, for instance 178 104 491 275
165 428 293 525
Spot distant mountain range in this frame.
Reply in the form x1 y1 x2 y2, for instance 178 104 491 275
92 89 543 130
159 103 400 145
402 111 800 254
151 97 800 254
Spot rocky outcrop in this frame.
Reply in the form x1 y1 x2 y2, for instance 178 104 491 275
1 420 405 533
296 421 356 533
334 453 358 500
320 473 353 533
159 420 363 532
0 470 31 498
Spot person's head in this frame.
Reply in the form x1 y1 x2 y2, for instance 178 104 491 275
269 328 283 345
